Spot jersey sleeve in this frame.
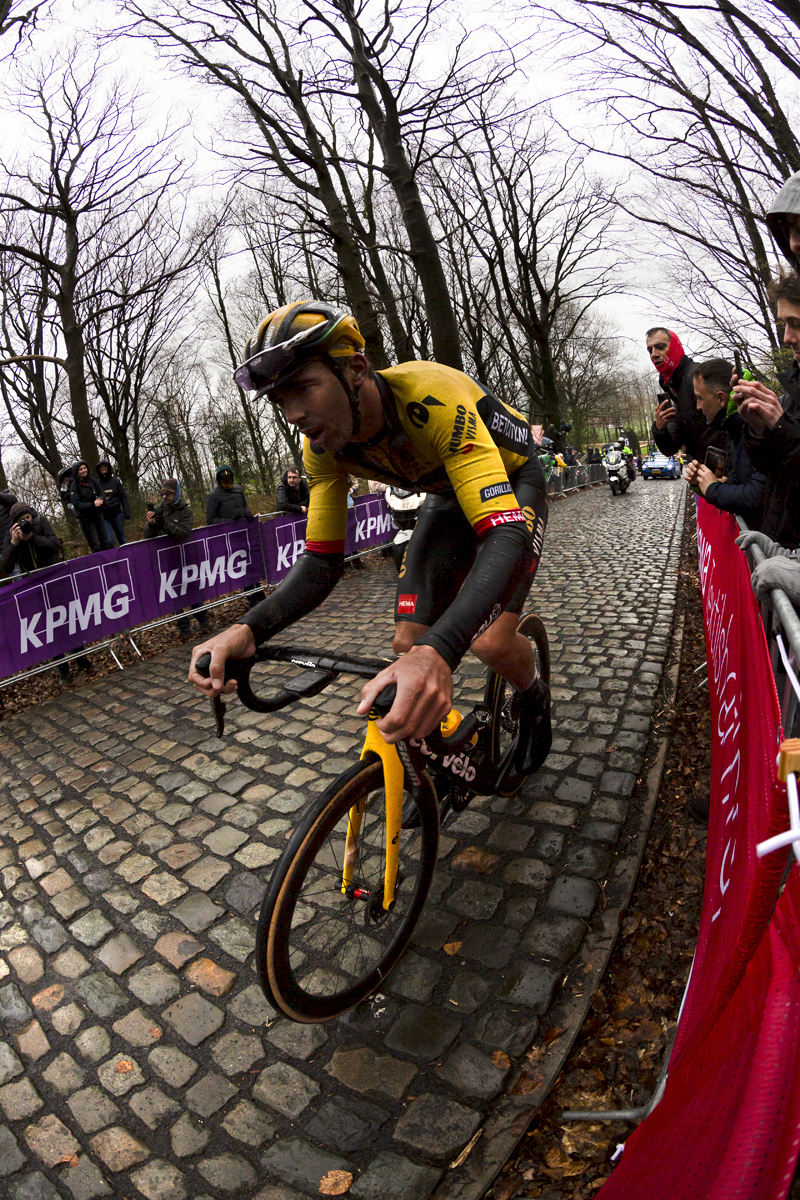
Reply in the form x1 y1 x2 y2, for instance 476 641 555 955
416 386 528 535
302 440 350 553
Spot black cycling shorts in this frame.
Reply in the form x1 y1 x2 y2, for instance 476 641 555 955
395 476 547 630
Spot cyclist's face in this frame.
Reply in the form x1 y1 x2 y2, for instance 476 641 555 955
272 360 355 453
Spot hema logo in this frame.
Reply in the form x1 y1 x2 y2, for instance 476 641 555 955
15 559 135 654
156 530 250 602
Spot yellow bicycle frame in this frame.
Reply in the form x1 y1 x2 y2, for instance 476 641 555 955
339 709 405 911
341 707 462 912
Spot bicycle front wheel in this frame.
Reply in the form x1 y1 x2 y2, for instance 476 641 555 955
487 612 550 797
256 757 439 1022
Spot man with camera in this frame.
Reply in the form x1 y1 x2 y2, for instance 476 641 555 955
0 501 63 576
648 326 727 462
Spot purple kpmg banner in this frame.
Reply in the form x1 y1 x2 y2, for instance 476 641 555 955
260 493 395 582
0 497 396 678
0 520 265 677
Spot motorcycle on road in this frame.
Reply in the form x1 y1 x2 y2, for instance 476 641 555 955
604 448 634 496
385 486 423 571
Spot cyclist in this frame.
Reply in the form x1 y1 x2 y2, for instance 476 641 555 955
189 301 551 774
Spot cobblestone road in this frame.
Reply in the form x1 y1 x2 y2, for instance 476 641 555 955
0 480 685 1200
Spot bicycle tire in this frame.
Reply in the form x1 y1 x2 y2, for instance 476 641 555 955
487 612 551 798
256 757 439 1022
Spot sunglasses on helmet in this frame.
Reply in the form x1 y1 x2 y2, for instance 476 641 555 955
233 313 350 395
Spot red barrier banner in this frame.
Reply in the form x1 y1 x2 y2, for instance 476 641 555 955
674 501 785 1054
596 499 799 1200
597 870 800 1200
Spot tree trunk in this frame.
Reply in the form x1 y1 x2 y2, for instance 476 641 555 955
57 226 100 466
337 9 463 368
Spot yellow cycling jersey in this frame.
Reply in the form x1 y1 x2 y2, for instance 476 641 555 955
303 361 538 553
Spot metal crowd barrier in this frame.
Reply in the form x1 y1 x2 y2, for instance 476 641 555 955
736 516 800 737
547 463 607 495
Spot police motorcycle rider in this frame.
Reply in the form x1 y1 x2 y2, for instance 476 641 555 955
615 429 637 481
189 301 551 776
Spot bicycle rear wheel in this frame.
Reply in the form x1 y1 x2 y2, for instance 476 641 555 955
256 757 439 1022
487 612 550 797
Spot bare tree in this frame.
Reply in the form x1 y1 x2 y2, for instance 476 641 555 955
0 0 45 52
0 212 73 481
529 0 800 359
83 206 209 495
0 49 196 468
121 0 392 366
299 0 487 369
430 104 622 423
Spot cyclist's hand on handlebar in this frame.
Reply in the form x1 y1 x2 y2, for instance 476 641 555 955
357 645 452 742
188 624 257 699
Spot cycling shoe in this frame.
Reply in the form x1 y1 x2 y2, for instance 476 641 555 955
513 677 552 776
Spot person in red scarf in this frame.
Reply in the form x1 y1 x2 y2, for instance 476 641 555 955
647 327 727 462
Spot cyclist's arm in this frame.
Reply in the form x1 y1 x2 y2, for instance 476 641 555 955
237 548 344 644
236 458 349 645
189 459 348 697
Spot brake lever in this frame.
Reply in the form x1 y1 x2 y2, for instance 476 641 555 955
212 694 227 739
195 652 256 739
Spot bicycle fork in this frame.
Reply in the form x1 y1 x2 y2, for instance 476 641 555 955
340 710 406 912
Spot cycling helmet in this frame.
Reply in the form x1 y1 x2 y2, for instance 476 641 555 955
234 301 365 399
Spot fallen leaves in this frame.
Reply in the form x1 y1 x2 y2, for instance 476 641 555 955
443 941 462 956
114 1060 134 1074
319 1170 353 1195
492 1050 512 1070
511 1069 545 1096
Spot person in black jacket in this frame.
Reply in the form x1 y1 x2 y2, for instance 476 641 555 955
276 467 309 515
732 272 800 549
765 169 800 272
0 502 63 575
647 327 727 462
683 359 766 530
205 465 255 525
0 488 19 549
96 461 130 546
70 461 108 554
205 466 264 607
145 479 210 639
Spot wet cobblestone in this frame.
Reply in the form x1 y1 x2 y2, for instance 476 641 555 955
0 482 684 1196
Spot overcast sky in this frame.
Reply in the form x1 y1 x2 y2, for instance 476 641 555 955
2 0 671 380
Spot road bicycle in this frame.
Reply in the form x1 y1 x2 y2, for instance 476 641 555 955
196 612 549 1023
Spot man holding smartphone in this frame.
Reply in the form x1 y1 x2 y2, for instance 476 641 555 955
647 327 727 462
732 271 800 549
683 359 766 530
